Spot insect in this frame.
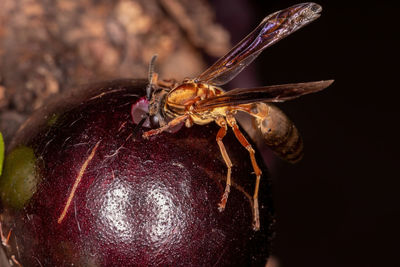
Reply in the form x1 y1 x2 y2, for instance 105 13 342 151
142 2 333 230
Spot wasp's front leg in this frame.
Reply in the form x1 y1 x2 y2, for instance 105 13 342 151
226 114 262 231
142 115 188 139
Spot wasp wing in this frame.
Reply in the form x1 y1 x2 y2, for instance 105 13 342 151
194 3 322 86
194 80 333 111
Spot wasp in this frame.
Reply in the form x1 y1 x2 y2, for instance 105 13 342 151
142 2 333 230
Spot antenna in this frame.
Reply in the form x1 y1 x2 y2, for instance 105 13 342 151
133 54 158 138
146 54 158 99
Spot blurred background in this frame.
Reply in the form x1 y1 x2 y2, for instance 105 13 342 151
0 0 398 266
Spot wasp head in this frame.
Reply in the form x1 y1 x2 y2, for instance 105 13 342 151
148 87 169 128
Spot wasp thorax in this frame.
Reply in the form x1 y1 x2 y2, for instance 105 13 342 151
166 83 198 106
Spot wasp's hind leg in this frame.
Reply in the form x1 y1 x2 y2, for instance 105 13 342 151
215 117 233 212
226 114 262 231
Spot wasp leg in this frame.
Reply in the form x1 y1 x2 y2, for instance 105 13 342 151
142 115 188 139
215 118 233 212
226 115 262 231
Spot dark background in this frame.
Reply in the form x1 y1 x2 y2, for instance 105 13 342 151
212 1 399 266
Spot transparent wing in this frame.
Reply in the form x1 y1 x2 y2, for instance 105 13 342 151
195 2 322 86
194 80 333 111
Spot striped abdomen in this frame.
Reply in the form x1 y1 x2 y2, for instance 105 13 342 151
253 103 303 163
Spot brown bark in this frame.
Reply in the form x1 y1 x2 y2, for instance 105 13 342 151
0 0 231 144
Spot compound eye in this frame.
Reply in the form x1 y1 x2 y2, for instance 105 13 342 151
149 115 160 128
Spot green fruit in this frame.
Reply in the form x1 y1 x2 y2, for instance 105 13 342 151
0 146 39 209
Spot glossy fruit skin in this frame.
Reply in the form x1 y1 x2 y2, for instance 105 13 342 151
0 79 274 266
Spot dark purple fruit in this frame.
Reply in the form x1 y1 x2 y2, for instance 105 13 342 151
0 79 274 266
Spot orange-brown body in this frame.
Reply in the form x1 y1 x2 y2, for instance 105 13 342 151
164 81 225 125
157 81 303 163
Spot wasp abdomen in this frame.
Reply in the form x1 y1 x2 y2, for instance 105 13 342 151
254 103 303 163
